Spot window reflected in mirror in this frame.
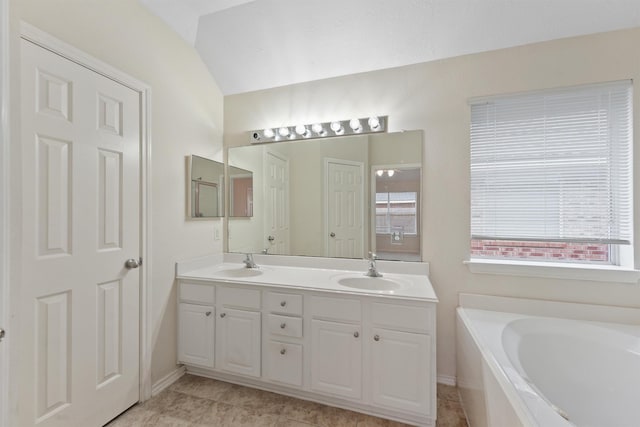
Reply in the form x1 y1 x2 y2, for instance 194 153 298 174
188 155 224 218
229 165 253 217
373 167 421 261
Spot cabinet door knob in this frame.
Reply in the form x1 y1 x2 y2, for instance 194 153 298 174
280 323 286 329
280 348 286 355
353 331 359 338
205 311 212 316
280 301 287 307
374 334 380 341
220 313 226 318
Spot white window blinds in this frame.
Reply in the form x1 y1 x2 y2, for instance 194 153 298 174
470 81 633 244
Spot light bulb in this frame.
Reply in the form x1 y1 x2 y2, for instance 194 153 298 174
312 123 325 135
295 124 307 136
376 170 384 177
368 116 380 130
263 128 275 138
278 127 290 137
330 121 342 132
349 118 362 131
387 170 395 177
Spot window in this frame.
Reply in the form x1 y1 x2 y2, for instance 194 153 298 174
376 191 418 235
470 81 633 265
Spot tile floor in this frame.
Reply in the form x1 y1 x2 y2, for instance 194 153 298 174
107 374 468 427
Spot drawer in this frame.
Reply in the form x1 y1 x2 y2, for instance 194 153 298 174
371 302 433 333
179 281 215 304
310 296 361 323
217 286 260 310
267 314 303 338
266 341 303 386
265 292 303 316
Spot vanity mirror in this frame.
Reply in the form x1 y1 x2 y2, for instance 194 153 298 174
187 155 224 218
227 130 423 261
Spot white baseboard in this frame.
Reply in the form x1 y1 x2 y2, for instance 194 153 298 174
437 374 456 386
151 366 186 396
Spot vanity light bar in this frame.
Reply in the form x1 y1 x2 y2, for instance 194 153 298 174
249 116 387 144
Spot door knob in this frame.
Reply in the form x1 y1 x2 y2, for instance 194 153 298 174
330 232 336 237
125 258 141 269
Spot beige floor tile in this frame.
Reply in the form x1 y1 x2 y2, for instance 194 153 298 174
191 400 235 426
437 383 461 403
275 416 318 427
224 406 281 426
105 405 156 427
279 398 328 425
356 414 411 426
314 405 361 427
436 399 468 427
151 390 217 423
169 374 235 401
139 412 193 427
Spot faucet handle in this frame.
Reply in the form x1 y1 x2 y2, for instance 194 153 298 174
368 252 377 260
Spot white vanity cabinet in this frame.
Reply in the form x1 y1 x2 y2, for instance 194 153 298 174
215 286 262 377
368 302 434 415
177 282 215 368
176 276 437 426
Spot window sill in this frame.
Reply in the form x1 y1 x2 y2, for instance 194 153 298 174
464 258 640 284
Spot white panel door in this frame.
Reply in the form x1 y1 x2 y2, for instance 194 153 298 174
370 328 431 415
310 319 362 399
20 39 141 427
326 160 364 258
264 150 289 254
215 308 261 377
178 304 214 368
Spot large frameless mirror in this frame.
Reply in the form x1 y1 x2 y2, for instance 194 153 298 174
187 155 224 218
227 130 423 260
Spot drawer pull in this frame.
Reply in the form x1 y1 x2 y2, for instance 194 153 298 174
353 331 359 338
220 313 226 318
280 348 286 355
280 300 287 307
374 334 380 341
280 323 286 329
205 311 212 317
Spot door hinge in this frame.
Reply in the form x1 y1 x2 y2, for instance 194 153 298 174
0 328 5 342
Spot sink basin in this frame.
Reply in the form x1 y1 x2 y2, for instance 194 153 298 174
213 268 264 278
337 276 407 291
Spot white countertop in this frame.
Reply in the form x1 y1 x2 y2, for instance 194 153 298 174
176 254 438 302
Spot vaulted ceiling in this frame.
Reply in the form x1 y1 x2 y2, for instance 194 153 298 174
140 0 640 95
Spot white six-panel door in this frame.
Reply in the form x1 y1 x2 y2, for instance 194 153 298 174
264 150 289 255
325 159 364 258
20 39 141 427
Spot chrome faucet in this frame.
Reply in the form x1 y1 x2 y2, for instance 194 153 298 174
365 252 383 277
243 253 257 268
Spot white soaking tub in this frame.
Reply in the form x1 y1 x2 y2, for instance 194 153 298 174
456 294 640 427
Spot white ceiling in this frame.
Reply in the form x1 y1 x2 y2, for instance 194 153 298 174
140 0 640 95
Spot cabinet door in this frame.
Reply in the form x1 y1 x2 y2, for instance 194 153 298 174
178 303 214 368
371 328 431 415
216 308 261 377
311 319 362 399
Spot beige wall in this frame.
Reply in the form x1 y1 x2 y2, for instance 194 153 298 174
12 0 224 385
225 27 640 379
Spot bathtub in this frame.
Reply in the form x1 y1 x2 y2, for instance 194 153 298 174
456 294 640 427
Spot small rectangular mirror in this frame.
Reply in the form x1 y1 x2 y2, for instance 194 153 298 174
187 155 224 218
229 165 253 217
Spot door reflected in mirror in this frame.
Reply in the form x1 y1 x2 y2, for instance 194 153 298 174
229 165 253 217
227 130 422 260
188 155 224 218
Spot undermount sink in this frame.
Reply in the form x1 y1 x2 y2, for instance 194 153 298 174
213 268 264 278
337 276 408 292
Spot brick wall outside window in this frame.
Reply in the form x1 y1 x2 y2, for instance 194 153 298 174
471 239 609 263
